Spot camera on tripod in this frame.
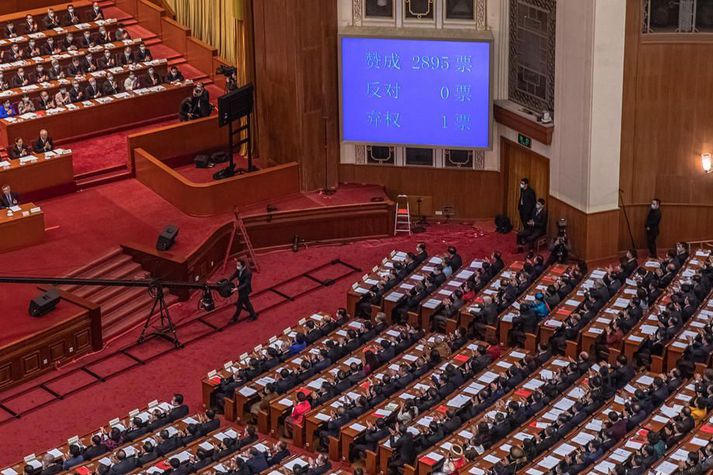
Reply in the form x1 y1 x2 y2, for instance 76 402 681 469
216 65 237 77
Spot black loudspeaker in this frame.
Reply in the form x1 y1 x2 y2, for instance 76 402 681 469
156 225 179 251
194 154 212 168
28 289 60 317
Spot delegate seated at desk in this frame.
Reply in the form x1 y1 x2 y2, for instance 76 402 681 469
0 100 16 118
1 185 20 208
33 129 54 153
8 137 30 160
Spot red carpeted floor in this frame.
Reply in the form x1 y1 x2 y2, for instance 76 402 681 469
0 220 520 465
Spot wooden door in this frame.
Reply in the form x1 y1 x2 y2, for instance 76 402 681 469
501 137 550 229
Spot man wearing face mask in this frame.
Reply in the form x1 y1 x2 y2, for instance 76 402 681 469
517 198 548 248
518 177 537 229
645 198 662 258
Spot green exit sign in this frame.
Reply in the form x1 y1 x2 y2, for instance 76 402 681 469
518 133 532 148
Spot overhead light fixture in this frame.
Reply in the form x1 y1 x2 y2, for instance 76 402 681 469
702 153 712 174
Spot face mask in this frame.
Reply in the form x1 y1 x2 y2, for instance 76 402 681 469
520 183 525 190
651 203 657 209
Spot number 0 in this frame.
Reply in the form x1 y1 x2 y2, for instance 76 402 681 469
440 86 450 100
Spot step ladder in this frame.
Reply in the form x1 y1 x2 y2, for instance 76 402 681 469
394 194 412 236
222 207 260 273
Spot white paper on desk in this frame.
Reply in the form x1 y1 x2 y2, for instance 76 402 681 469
664 450 688 464
424 451 444 463
526 469 543 475
554 398 575 411
457 270 475 279
625 440 643 450
592 460 615 474
567 387 586 400
385 292 404 302
123 445 137 457
589 327 604 335
447 394 471 408
628 334 643 342
350 422 366 432
538 456 559 469
478 371 498 383
672 341 687 348
651 415 668 424
522 379 544 390
637 375 654 385
463 383 484 395
46 448 63 459
314 412 330 421
423 299 440 309
2 469 18 475
553 443 575 457
613 298 630 308
571 431 595 446
496 360 512 369
585 419 603 431
654 460 678 474
640 324 657 335
610 448 631 462
510 351 526 359
98 457 113 466
691 436 708 446
278 398 293 407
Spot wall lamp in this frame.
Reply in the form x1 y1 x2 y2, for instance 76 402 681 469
703 153 712 174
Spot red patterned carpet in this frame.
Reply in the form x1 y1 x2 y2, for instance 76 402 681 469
0 215 520 464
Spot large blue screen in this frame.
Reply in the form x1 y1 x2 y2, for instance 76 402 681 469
340 36 491 149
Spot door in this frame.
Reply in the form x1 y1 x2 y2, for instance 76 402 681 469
501 137 550 229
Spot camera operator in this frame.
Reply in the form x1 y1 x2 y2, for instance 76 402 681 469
225 70 238 93
546 230 571 266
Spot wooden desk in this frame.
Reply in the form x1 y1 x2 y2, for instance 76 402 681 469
623 250 710 365
0 60 167 108
376 348 528 475
0 1 93 25
346 249 408 318
650 409 713 474
0 19 119 58
0 150 73 196
381 255 444 325
0 39 142 81
199 311 336 412
576 259 662 359
518 372 659 475
413 355 568 475
0 201 44 252
664 293 713 371
458 261 524 340
0 80 194 146
335 340 483 466
269 325 409 442
538 267 608 347
497 263 570 347
3 399 181 474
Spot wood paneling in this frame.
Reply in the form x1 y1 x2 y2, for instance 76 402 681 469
250 0 339 191
186 37 217 77
494 104 554 145
161 17 190 56
137 0 164 37
0 289 101 391
501 138 550 228
127 115 228 171
339 164 502 219
619 0 713 248
548 196 619 262
122 200 393 298
134 148 301 216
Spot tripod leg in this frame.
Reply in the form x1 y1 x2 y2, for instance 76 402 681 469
137 289 161 344
160 297 182 348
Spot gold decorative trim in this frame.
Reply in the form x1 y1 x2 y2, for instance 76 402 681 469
353 0 363 26
475 0 487 30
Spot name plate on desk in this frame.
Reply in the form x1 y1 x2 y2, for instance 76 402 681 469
30 207 41 214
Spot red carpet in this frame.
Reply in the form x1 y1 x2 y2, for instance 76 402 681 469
0 220 519 465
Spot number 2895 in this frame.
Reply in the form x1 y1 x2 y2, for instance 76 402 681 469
411 56 449 70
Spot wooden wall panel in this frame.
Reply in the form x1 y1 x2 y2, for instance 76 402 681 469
619 0 713 248
186 37 217 77
501 138 550 228
137 0 164 37
161 17 190 56
339 164 503 219
250 0 339 191
549 196 619 262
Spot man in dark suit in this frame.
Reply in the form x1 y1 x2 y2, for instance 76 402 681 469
518 177 536 229
90 2 104 21
517 198 547 248
245 447 269 473
107 450 136 475
42 38 62 56
33 129 54 154
82 435 108 460
43 9 61 29
69 80 84 102
136 44 152 62
12 68 30 88
168 393 189 421
230 258 257 321
387 425 416 475
198 409 220 435
136 442 159 465
103 73 121 96
84 78 101 99
645 198 661 257
8 138 30 160
65 5 80 25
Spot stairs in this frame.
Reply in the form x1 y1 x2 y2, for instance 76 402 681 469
59 248 180 341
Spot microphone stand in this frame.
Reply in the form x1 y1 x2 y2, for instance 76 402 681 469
618 189 636 250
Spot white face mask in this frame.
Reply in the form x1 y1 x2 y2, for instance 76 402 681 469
520 183 526 190
651 203 657 209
